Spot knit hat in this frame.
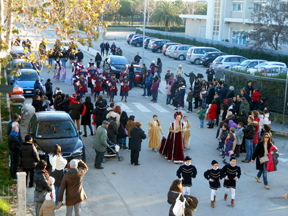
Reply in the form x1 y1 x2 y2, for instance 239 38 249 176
102 120 110 125
179 64 182 68
185 156 192 161
230 156 237 161
229 86 234 91
70 159 79 168
167 70 170 73
152 60 155 63
211 160 218 165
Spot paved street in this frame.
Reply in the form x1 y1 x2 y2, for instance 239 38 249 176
16 28 288 215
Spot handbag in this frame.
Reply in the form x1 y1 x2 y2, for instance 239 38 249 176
34 190 47 202
259 155 270 164
173 193 186 216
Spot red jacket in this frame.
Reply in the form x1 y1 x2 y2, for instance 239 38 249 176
207 104 217 120
69 96 78 105
252 90 261 102
253 117 260 144
266 145 278 172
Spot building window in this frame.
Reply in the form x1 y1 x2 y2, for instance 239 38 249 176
212 0 221 40
232 31 248 45
254 3 266 12
233 3 243 11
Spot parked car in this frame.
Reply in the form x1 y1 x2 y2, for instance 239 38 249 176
144 38 157 49
148 38 158 49
254 65 287 77
11 69 40 96
10 46 26 59
27 111 85 163
166 45 178 58
130 36 148 47
211 55 247 69
186 47 221 65
128 34 142 44
150 39 172 53
201 52 226 67
171 44 194 60
7 58 34 75
104 55 129 78
60 40 70 51
231 59 267 72
162 43 181 55
247 61 287 74
120 64 142 85
126 33 137 44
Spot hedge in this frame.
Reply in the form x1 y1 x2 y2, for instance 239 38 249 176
136 29 288 64
107 25 185 32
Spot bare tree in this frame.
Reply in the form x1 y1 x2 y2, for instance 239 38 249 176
249 0 288 50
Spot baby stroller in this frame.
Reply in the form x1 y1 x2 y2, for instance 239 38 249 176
103 140 124 162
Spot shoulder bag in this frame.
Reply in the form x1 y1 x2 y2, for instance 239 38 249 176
173 193 186 216
259 155 269 164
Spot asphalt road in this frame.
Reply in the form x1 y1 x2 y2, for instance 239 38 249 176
17 28 288 216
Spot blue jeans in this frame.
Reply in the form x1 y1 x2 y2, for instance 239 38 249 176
245 139 254 161
94 91 100 97
61 58 66 68
48 58 53 66
157 72 161 79
257 163 268 185
118 137 126 144
55 186 60 205
179 92 185 108
202 98 206 108
200 120 204 128
143 86 147 95
110 92 115 98
122 91 128 97
147 85 151 96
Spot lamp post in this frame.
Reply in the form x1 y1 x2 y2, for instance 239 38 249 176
283 69 288 127
142 0 147 64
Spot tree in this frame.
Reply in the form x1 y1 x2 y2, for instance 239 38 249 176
118 0 132 24
184 1 207 15
249 0 288 50
151 1 182 32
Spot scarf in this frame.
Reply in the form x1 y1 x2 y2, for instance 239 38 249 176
10 131 19 136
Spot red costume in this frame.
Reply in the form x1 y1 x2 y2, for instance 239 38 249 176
77 64 85 73
108 77 119 94
92 76 105 92
76 78 87 93
120 79 129 95
71 60 78 73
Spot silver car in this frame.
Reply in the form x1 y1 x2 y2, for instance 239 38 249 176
186 47 220 65
171 45 194 60
166 45 178 58
211 55 247 69
232 59 266 72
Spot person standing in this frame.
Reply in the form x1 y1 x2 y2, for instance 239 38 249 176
252 133 278 190
93 120 110 169
69 96 82 132
7 114 23 142
105 42 110 56
120 74 129 102
126 115 136 150
206 66 215 82
151 78 160 103
156 58 162 79
183 116 191 150
95 52 102 69
49 144 67 205
144 71 153 97
207 101 217 129
215 67 224 81
176 156 197 195
130 122 147 165
150 61 156 75
179 80 186 109
8 125 21 179
118 108 129 149
222 156 241 207
110 42 116 55
45 78 53 107
184 71 196 88
19 135 39 187
58 159 88 216
100 41 105 56
166 80 172 105
214 93 222 126
61 48 68 68
148 115 164 152
204 160 222 208
134 52 142 64
193 78 201 109
242 115 257 163
32 95 45 112
81 96 94 137
107 116 118 144
129 63 135 90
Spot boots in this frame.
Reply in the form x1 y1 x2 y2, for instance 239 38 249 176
231 199 234 207
210 200 215 208
211 123 214 128
224 194 228 201
208 124 212 129
121 96 124 101
91 131 94 136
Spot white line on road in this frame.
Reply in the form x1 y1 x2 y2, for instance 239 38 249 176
166 104 187 113
115 102 134 112
132 103 152 112
149 103 169 113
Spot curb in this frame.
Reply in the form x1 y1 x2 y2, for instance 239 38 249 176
273 131 288 137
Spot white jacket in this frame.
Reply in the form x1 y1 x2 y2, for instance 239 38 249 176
263 113 271 125
49 154 67 172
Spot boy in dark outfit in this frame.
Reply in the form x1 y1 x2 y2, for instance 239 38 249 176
176 156 197 195
222 156 241 207
204 160 222 208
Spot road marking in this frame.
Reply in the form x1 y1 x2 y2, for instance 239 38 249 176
166 104 187 113
278 158 288 163
132 103 151 112
115 102 133 112
149 103 169 113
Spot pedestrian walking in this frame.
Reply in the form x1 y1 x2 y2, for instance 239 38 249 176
95 52 102 69
156 58 162 79
126 115 136 150
148 115 164 152
61 48 68 68
49 144 67 205
19 135 40 188
206 66 215 82
58 159 88 216
105 42 110 56
242 115 257 163
69 96 82 132
130 122 146 165
76 49 84 62
176 156 197 195
222 156 241 207
81 96 94 137
100 41 105 56
93 120 110 169
110 42 116 55
165 80 172 105
204 160 222 208
8 125 21 179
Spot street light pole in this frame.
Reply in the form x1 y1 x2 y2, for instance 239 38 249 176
142 0 147 64
283 70 288 127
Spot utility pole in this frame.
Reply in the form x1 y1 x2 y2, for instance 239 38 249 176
142 0 147 64
147 0 149 25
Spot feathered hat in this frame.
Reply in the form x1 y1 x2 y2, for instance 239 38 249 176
174 111 183 120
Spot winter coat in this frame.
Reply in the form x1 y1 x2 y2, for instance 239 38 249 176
266 145 278 172
69 103 82 120
166 84 172 95
34 169 52 193
126 120 136 138
253 117 260 145
186 92 193 103
107 120 118 144
156 62 162 73
170 81 179 97
224 138 234 155
252 90 261 102
244 85 254 98
105 43 110 51
206 87 215 104
237 114 248 125
58 161 88 206
228 120 238 129
8 134 21 152
176 68 183 75
7 119 23 143
219 87 229 100
19 142 40 169
130 127 146 151
239 99 250 113
167 191 190 216
207 104 217 120
150 63 156 74
93 125 109 152
95 55 102 63
199 109 206 120
206 69 215 81
214 97 222 115
252 141 273 170
243 122 257 140
106 111 121 128
235 127 244 145
215 69 224 81
81 102 93 125
39 200 62 216
151 80 159 91
95 98 107 109
93 108 105 127
193 81 201 97
45 82 53 96
184 72 196 84
145 74 153 86
32 100 45 112
227 91 235 99
34 81 44 93
102 107 113 121
118 111 128 138
263 113 271 125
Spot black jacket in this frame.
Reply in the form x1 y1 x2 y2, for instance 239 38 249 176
214 97 222 115
8 135 21 152
243 122 257 139
45 82 53 96
252 141 273 170
184 72 196 84
93 108 105 127
170 81 179 97
206 87 215 105
81 102 93 125
134 55 142 63
206 69 215 82
130 127 146 151
219 87 229 100
95 55 102 63
34 169 52 192
118 111 128 138
100 43 105 49
76 51 84 60
32 100 45 112
193 81 201 97
107 120 118 144
105 43 110 51
69 103 82 120
19 142 40 169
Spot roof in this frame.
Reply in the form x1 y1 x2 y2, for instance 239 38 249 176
179 14 207 20
35 111 72 122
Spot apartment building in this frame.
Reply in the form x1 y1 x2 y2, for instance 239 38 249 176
180 0 288 45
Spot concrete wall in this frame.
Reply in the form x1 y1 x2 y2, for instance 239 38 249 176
185 19 206 38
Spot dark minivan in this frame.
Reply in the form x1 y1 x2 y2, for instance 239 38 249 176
150 39 172 53
104 55 129 78
27 111 85 163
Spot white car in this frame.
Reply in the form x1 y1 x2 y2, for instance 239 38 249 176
211 55 247 69
254 65 287 77
247 61 287 74
232 59 266 71
60 41 70 51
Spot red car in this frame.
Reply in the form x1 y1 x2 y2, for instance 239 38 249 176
162 43 180 55
120 64 143 85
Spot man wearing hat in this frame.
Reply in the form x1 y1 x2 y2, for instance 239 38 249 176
204 160 222 208
176 156 197 195
93 120 110 169
221 156 241 207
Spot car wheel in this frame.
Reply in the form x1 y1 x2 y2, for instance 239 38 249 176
178 55 185 61
157 48 161 53
194 59 201 65
136 43 140 47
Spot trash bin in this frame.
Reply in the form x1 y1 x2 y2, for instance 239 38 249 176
10 102 24 123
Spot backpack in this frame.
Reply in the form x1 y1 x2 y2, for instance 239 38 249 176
173 193 186 216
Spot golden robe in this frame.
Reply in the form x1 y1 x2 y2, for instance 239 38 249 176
148 121 163 148
183 122 191 149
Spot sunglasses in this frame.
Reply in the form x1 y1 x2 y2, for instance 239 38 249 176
264 136 269 138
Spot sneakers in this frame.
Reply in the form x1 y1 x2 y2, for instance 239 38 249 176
265 185 270 190
255 176 261 183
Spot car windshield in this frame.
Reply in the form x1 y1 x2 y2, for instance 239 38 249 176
203 53 209 57
15 72 38 81
134 67 142 72
111 57 128 65
36 120 78 138
170 46 177 50
13 62 33 69
239 61 251 66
